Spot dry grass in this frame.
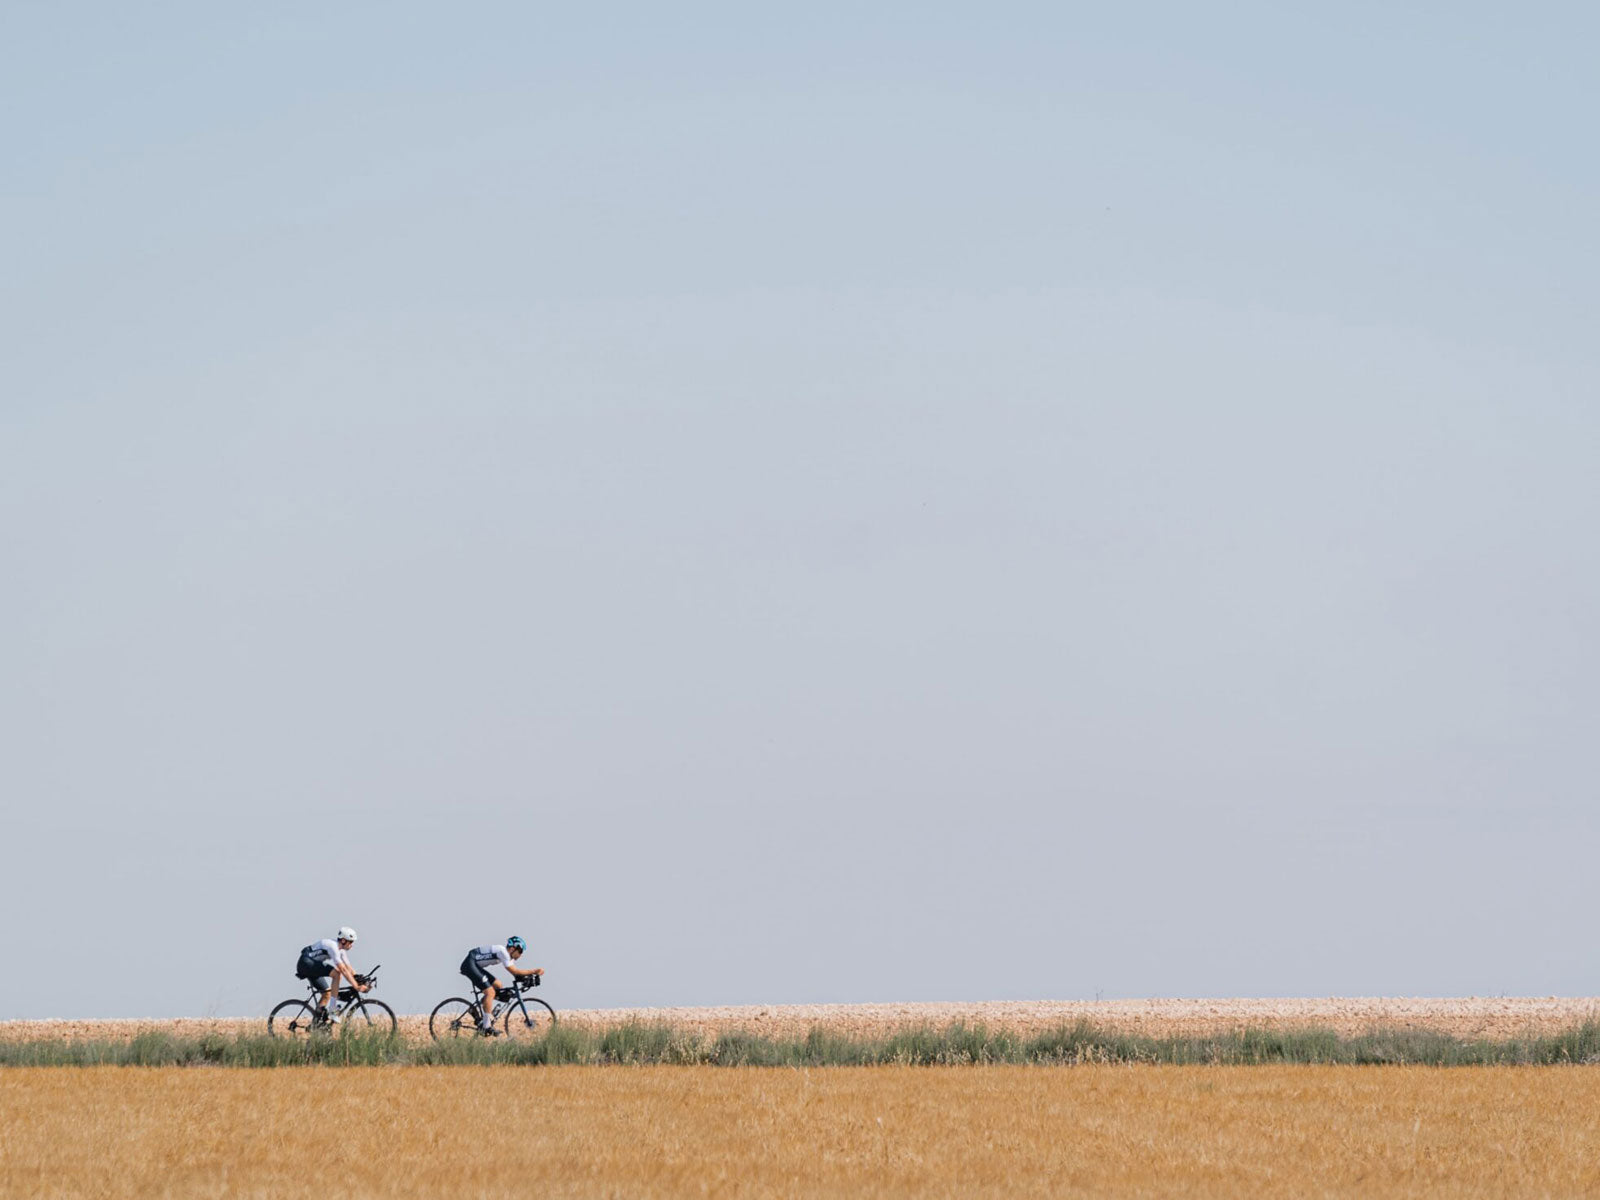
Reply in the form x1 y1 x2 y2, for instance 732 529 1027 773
9 995 1600 1044
4 1065 1600 1198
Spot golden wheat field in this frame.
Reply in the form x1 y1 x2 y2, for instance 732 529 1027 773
3 1065 1599 1198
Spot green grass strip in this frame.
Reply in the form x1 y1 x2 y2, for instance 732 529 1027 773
5 1020 1600 1068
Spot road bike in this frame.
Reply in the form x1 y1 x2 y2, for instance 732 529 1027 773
268 965 397 1038
429 974 556 1040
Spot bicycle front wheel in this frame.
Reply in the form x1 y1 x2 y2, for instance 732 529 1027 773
342 998 397 1038
429 997 481 1041
268 999 319 1039
502 997 557 1038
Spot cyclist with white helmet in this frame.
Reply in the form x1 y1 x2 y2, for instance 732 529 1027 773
295 927 367 1023
460 936 542 1034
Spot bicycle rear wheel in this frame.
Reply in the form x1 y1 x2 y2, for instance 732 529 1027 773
268 999 320 1039
502 997 557 1038
429 997 482 1041
341 998 397 1038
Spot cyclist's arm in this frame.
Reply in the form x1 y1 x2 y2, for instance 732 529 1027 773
337 955 366 991
494 946 532 979
507 964 543 979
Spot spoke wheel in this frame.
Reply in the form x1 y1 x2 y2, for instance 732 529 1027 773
268 999 321 1040
502 996 558 1038
429 997 482 1041
340 998 397 1038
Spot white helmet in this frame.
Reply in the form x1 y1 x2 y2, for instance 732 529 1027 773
337 926 358 944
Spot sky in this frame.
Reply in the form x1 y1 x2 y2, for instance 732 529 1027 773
3 2 1597 1019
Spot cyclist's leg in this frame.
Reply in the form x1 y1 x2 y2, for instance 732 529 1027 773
482 980 499 1028
461 954 497 1030
297 955 335 1015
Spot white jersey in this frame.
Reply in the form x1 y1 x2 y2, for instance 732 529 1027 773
303 938 349 970
469 944 514 971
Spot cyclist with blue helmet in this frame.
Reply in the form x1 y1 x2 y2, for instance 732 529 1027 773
461 936 542 1034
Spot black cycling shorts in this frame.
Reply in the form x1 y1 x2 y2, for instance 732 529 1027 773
296 954 334 991
460 953 498 992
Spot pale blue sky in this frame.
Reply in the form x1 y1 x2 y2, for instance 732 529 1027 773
4 3 1597 1018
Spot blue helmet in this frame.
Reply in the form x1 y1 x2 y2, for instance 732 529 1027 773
507 935 526 952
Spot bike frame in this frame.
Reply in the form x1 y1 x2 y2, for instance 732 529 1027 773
302 966 383 1019
475 982 534 1021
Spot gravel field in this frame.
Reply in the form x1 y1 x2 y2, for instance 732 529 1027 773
4 996 1598 1044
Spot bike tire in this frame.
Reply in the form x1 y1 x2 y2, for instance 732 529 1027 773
268 999 319 1039
342 998 397 1038
502 996 557 1038
429 997 482 1041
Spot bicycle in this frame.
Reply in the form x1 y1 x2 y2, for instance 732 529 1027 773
268 965 398 1038
429 974 556 1040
